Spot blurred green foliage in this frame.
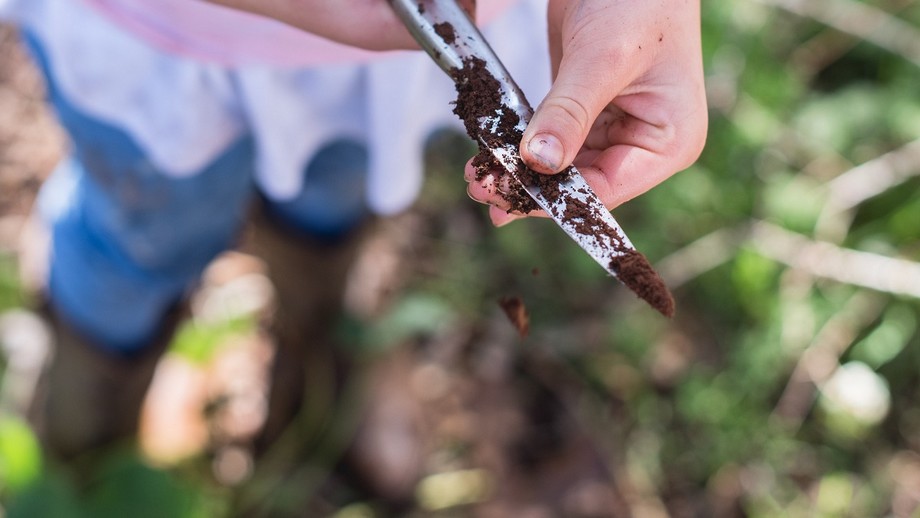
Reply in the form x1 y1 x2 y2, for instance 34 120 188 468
0 417 41 495
5 451 224 518
0 254 26 312
170 316 255 365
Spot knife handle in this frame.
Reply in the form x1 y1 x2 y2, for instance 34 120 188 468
389 0 533 124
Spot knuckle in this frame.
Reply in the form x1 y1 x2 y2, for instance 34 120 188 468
678 107 709 169
545 92 593 135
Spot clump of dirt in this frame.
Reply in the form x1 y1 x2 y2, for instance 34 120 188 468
432 22 456 45
498 296 529 338
449 56 539 214
610 250 675 317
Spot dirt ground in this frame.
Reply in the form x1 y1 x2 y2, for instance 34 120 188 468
0 23 632 517
0 26 64 248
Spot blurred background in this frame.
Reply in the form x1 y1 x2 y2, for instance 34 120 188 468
1 0 919 516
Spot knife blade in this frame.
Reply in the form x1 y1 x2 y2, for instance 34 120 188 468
389 0 674 316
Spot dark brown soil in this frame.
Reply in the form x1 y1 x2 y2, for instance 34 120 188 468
432 22 456 45
450 56 539 214
498 296 530 338
449 57 505 148
610 250 675 317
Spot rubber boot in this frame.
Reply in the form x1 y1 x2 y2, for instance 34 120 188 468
28 303 182 466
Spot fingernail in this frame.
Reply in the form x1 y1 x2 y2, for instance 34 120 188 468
527 133 563 172
466 184 484 204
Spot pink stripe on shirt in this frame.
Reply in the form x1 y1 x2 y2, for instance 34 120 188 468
79 0 522 67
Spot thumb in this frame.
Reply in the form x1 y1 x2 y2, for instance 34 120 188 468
521 49 629 174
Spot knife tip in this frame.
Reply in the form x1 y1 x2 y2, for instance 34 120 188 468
609 250 675 318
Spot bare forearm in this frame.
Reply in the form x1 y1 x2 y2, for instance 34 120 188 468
204 0 418 50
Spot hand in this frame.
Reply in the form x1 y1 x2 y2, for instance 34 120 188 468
466 0 708 227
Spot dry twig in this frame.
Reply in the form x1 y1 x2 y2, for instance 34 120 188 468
755 0 920 67
816 138 920 240
749 220 920 299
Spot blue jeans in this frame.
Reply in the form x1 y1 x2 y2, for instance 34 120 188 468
26 34 370 355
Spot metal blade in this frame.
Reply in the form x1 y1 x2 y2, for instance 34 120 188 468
488 144 632 269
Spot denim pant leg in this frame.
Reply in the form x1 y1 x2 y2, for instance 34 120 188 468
264 139 370 241
25 34 255 355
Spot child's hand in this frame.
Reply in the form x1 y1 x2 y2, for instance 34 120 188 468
467 0 708 227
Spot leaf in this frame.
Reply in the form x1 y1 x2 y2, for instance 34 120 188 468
6 471 83 518
0 416 42 494
82 453 206 518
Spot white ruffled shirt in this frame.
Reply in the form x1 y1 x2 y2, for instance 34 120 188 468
76 0 521 67
0 0 550 214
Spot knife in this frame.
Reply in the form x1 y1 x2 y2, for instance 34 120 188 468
389 0 674 317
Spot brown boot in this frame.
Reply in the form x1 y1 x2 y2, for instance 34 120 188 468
28 303 182 466
247 209 373 460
